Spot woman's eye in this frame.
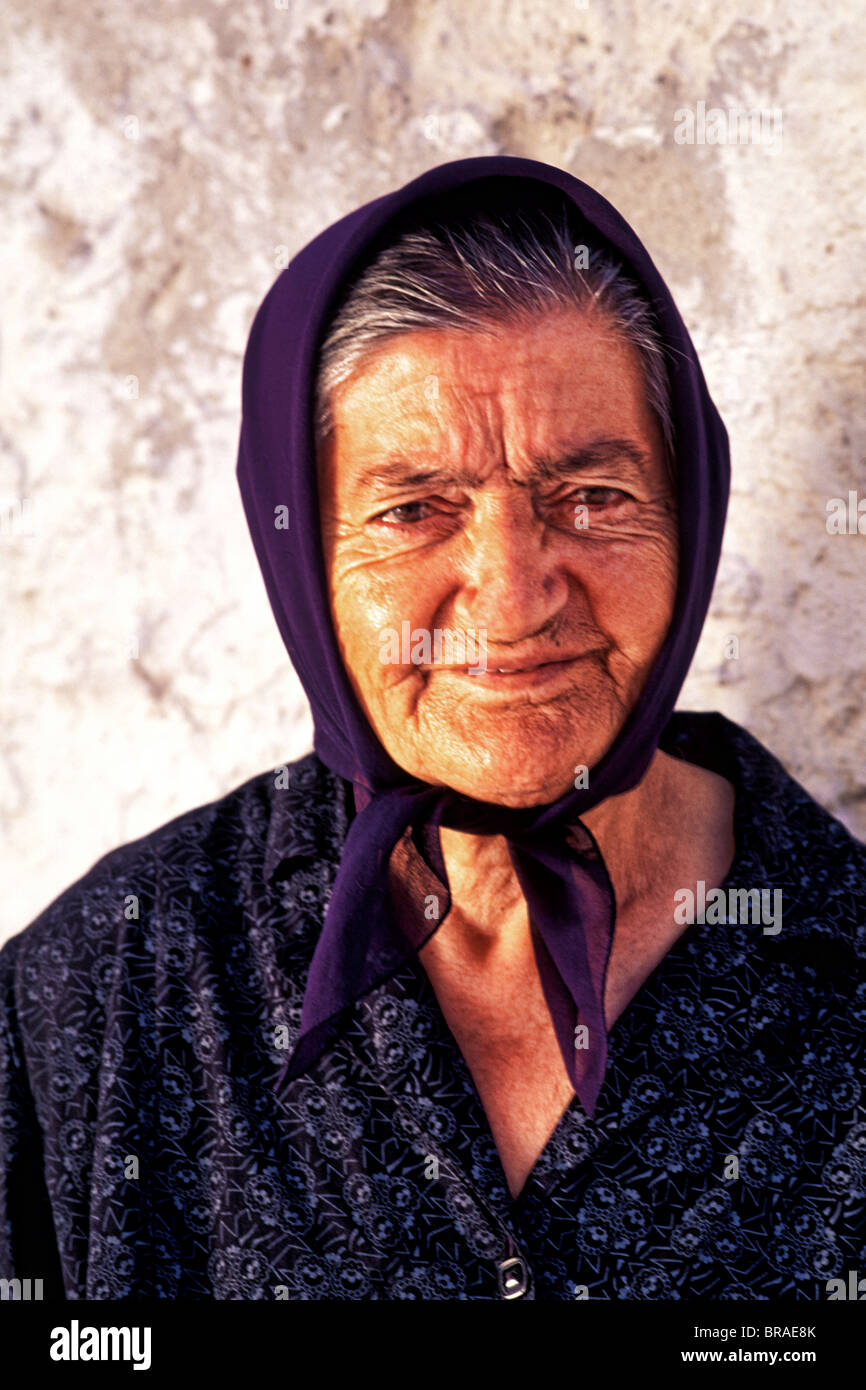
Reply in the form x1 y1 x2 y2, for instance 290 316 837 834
374 500 435 525
570 486 630 508
371 488 630 527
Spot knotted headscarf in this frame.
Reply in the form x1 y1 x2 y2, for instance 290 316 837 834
236 156 729 1117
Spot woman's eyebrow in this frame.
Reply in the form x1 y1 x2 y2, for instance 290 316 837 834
531 438 652 481
356 437 652 494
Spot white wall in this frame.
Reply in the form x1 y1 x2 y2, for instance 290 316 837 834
2 0 864 945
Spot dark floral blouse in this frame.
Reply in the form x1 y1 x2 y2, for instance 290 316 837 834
1 711 864 1300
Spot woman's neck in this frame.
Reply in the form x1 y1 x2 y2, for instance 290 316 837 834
437 750 735 943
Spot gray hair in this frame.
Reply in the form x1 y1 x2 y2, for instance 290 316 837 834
312 192 675 470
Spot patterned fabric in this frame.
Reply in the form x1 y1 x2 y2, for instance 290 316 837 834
1 711 864 1300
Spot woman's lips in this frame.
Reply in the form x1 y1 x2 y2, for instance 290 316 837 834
431 654 590 693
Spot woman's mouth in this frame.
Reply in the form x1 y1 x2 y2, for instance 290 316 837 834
433 654 590 695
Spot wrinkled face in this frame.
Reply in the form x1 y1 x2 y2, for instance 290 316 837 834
317 306 678 807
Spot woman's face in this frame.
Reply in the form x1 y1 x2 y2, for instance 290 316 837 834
317 306 678 806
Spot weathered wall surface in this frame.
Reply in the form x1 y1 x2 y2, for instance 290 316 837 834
2 0 864 945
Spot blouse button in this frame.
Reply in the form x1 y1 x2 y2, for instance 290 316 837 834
498 1255 529 1299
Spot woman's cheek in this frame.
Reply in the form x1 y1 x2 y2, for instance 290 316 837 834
581 537 677 648
331 567 434 688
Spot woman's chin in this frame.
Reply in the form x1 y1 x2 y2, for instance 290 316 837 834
377 693 622 804
453 723 612 799
461 777 574 808
413 742 604 807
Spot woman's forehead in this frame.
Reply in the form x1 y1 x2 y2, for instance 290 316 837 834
324 310 663 469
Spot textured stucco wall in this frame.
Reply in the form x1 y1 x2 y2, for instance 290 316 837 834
2 0 864 947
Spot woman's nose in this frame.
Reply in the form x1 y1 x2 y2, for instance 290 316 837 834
452 489 570 641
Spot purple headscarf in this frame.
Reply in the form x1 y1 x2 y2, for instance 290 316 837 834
236 156 729 1118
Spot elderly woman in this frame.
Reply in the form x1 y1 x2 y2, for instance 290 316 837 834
1 157 863 1303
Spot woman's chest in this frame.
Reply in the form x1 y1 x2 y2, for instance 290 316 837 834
416 894 693 1198
417 935 579 1198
